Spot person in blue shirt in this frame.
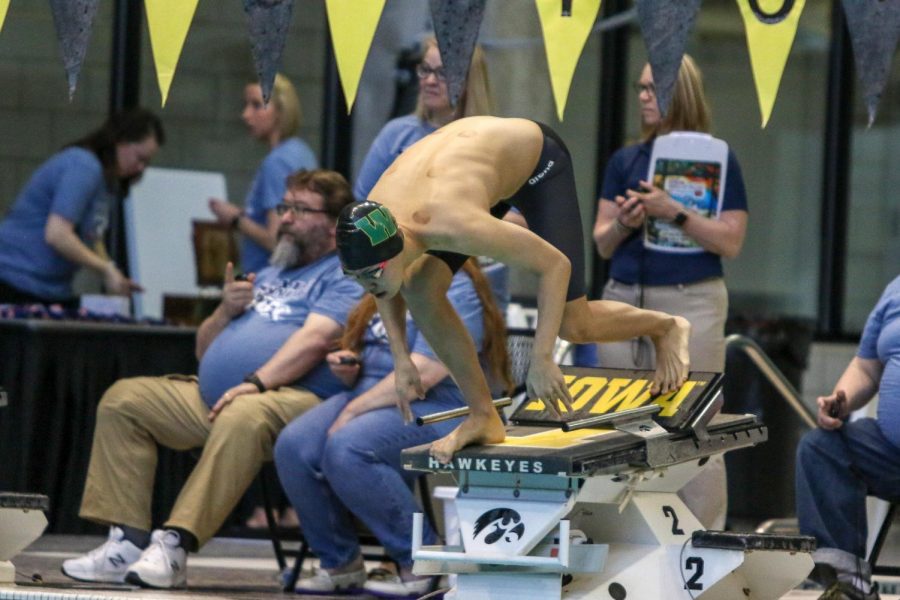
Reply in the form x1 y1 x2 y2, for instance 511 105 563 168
354 36 494 202
275 258 512 596
208 74 318 273
593 54 748 375
592 55 748 529
0 109 164 307
795 276 900 600
61 169 362 590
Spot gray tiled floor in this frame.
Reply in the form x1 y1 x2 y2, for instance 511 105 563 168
4 530 900 599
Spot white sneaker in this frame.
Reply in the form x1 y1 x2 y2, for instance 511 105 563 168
294 566 366 594
363 568 433 598
61 526 144 583
124 529 187 589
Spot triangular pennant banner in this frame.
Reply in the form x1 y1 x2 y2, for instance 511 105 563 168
535 0 602 121
635 0 702 117
243 0 295 104
841 0 900 127
145 0 199 107
325 0 386 113
49 0 99 99
737 0 807 128
429 0 487 108
0 0 10 35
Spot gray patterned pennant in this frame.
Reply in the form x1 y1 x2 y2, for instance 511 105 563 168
49 0 99 99
635 0 702 117
841 0 900 127
428 0 486 107
243 0 295 104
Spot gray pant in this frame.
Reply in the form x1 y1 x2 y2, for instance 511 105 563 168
598 277 729 529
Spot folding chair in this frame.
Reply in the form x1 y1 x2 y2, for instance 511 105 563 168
868 501 900 576
265 464 440 591
505 327 536 413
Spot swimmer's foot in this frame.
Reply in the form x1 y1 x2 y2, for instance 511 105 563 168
429 411 505 464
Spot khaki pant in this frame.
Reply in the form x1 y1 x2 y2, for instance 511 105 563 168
597 277 729 529
597 277 728 373
79 375 319 546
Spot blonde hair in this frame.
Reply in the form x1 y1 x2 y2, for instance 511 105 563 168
641 54 711 141
269 73 302 139
414 37 495 122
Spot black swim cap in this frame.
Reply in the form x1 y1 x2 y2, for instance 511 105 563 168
336 201 404 270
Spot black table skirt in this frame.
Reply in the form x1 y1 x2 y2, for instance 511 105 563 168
0 320 200 534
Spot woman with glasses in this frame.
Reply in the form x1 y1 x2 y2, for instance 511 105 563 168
208 74 317 274
591 54 749 529
353 36 493 201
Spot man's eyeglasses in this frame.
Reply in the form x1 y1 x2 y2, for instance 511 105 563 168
633 82 656 96
343 260 388 280
416 64 446 82
275 203 329 217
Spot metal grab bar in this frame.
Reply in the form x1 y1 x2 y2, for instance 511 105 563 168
725 334 817 429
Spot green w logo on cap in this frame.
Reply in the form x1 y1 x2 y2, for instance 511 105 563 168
354 207 398 245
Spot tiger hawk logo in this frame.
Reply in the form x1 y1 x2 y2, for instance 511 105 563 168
473 508 525 545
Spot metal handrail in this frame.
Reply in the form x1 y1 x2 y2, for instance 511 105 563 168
726 334 817 429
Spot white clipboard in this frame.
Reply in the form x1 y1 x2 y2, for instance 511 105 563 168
644 132 728 254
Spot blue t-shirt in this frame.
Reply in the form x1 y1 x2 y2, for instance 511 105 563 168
198 252 363 406
242 137 318 273
601 140 748 285
0 147 109 300
353 115 436 200
350 270 486 419
857 275 900 448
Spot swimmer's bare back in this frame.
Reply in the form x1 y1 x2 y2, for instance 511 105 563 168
368 117 543 220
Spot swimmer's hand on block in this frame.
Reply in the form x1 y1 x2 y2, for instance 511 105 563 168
415 397 512 426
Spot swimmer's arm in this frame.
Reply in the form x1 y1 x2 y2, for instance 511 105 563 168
374 293 425 417
374 293 412 362
440 214 569 365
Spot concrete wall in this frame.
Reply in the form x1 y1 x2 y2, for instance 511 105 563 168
0 1 327 214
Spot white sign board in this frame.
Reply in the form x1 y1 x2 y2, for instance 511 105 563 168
125 167 227 319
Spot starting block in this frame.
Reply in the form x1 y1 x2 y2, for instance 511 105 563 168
403 367 814 599
0 493 49 582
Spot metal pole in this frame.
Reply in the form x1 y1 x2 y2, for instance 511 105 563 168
321 27 353 179
416 398 513 426
817 0 854 336
107 0 143 276
590 0 631 298
109 0 142 113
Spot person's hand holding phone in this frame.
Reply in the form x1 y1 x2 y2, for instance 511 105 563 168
817 389 848 430
614 193 646 230
327 350 362 387
221 262 255 318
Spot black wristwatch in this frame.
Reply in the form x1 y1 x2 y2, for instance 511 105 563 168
230 212 243 230
243 372 266 393
673 210 689 227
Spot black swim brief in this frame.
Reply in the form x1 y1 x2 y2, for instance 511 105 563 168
427 121 586 301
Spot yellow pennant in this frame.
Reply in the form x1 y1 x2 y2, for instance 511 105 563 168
325 0 385 113
737 0 806 127
0 0 9 35
144 0 200 107
535 0 602 121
